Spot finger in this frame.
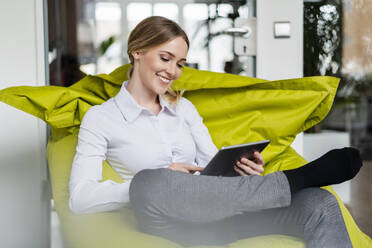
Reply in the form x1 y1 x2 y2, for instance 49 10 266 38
189 167 204 173
168 166 187 173
177 167 190 173
240 159 263 174
251 162 264 174
237 162 261 175
256 164 264 174
237 161 260 175
240 158 264 173
185 164 204 171
234 165 247 176
253 151 265 165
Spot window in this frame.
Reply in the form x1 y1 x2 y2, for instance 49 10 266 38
53 0 253 86
183 3 209 70
94 2 122 74
127 3 152 31
154 3 178 22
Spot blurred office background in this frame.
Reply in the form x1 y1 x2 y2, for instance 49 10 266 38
0 0 371 247
48 0 372 158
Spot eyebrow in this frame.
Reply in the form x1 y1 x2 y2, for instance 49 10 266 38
160 50 186 62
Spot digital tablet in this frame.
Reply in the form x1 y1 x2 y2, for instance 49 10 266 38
200 140 270 177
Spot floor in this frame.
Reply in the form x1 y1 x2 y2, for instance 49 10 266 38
346 160 372 237
50 161 372 247
51 210 65 248
51 201 65 248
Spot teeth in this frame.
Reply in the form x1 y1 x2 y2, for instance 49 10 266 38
158 75 170 83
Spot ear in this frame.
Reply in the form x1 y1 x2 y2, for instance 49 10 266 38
132 51 141 60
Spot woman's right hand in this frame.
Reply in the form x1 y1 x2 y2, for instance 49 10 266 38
168 162 204 174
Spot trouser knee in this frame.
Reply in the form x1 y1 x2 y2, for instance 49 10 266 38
294 188 351 247
295 188 342 224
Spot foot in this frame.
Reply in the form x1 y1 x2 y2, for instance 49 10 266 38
283 147 363 193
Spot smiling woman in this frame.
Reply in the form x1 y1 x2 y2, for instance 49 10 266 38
127 36 188 112
126 16 190 106
67 15 364 248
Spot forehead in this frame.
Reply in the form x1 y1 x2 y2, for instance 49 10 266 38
150 37 188 58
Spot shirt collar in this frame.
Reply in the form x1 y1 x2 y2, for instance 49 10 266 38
158 92 177 115
114 81 177 122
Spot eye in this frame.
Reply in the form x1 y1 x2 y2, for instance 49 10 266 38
177 63 184 69
161 57 169 62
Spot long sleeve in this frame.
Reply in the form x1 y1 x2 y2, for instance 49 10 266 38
181 98 218 168
69 106 130 214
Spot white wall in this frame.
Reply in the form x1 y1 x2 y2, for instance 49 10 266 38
256 0 304 155
0 1 49 247
256 0 303 80
303 131 351 204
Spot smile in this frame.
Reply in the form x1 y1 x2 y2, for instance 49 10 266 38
157 75 171 84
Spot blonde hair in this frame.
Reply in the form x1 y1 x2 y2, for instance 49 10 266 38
127 16 189 104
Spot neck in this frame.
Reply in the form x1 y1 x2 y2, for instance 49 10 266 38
126 76 159 109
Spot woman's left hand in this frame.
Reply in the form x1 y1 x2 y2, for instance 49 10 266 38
234 151 265 176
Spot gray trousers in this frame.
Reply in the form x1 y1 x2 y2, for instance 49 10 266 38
129 168 352 248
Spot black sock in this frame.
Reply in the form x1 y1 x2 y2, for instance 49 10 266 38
283 147 363 194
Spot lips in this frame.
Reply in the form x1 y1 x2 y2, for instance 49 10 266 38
157 74 171 84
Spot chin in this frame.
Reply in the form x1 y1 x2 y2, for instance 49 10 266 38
157 88 169 95
155 82 172 94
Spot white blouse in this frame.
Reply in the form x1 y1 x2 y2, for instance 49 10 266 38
69 81 218 214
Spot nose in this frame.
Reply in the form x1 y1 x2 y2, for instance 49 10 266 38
165 62 177 78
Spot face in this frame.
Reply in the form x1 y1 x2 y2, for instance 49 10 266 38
132 36 188 95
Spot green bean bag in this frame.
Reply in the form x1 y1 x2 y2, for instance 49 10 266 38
0 64 371 248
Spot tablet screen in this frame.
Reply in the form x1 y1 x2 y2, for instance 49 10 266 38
200 140 270 177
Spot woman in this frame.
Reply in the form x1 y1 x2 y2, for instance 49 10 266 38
69 16 362 247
